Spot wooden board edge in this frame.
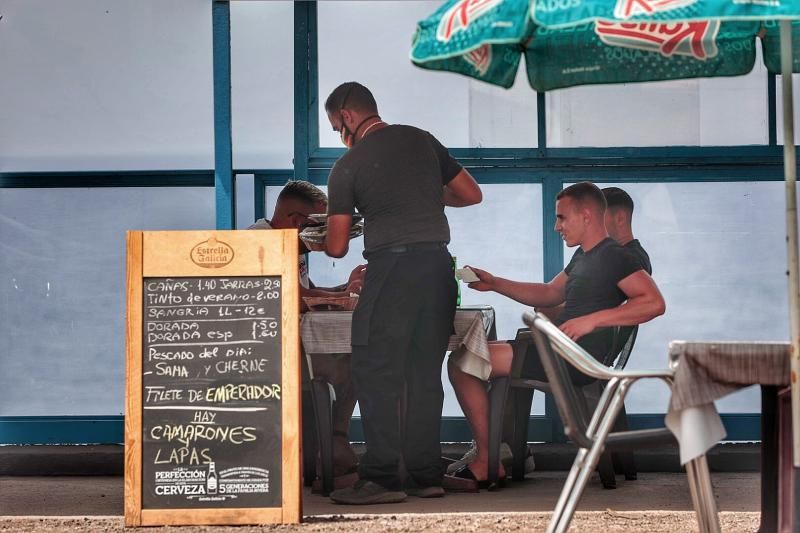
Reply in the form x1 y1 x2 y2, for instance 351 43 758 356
141 230 288 277
140 508 284 526
128 229 302 526
124 231 144 527
281 230 302 523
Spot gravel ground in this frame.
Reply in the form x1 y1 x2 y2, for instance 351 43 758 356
0 512 761 532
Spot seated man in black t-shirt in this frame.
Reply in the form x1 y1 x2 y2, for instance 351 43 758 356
603 186 652 275
447 181 665 486
536 185 652 322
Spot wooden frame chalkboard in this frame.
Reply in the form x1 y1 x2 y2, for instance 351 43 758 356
125 230 300 526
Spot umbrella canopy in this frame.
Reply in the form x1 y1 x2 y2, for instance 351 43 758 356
411 0 532 88
411 0 800 90
532 0 800 27
411 0 800 489
526 0 800 488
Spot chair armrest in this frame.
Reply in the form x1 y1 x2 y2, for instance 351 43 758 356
508 328 534 378
524 311 673 383
610 326 638 370
605 428 676 450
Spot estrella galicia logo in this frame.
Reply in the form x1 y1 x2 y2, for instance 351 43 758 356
190 237 235 268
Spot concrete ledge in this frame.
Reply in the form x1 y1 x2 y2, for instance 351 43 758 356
511 442 760 473
0 446 124 476
0 442 759 476
0 414 761 445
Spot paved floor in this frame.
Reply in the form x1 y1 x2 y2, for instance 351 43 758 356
0 442 765 531
0 473 762 532
0 471 759 516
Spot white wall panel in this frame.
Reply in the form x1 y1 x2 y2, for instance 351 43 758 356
317 1 537 149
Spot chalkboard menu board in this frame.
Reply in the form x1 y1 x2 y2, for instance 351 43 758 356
125 231 300 527
141 276 282 509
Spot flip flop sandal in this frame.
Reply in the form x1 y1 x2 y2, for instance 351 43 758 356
442 464 489 492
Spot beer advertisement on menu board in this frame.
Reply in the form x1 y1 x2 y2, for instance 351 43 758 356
125 231 300 527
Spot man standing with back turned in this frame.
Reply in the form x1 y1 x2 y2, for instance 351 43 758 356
315 82 482 504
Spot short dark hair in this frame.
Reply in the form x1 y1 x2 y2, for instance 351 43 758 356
277 180 328 207
557 181 606 212
602 186 634 215
324 82 378 115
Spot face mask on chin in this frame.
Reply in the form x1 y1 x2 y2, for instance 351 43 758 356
339 113 379 149
339 122 355 148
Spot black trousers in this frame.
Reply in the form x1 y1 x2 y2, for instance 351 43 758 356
351 246 457 490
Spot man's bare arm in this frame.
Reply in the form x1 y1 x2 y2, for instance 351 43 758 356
559 270 666 340
306 265 366 294
322 214 352 258
467 267 567 308
536 303 565 322
443 169 482 207
301 286 348 298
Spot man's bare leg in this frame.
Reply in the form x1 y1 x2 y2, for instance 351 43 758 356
314 354 359 476
447 343 513 480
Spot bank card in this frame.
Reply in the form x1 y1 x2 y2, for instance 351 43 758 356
455 267 479 283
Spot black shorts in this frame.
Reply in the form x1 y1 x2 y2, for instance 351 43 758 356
520 328 615 386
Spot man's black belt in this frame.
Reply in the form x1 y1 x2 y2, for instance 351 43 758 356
364 241 447 259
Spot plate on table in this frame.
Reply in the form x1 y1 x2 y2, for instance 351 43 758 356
300 218 364 244
306 213 363 226
302 295 359 312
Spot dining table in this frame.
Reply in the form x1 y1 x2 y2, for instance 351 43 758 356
666 340 793 533
300 305 497 378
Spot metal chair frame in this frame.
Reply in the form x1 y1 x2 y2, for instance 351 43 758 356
488 324 638 488
524 311 720 533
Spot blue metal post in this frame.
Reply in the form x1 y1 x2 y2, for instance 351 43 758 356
542 176 566 441
537 92 547 155
769 73 777 146
212 1 235 229
294 2 319 180
541 178 564 291
254 175 266 222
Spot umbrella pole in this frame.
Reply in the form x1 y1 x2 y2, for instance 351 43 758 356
780 20 800 469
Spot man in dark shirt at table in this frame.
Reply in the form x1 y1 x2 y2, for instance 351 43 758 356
484 185 655 480
448 182 665 485
314 82 483 504
538 186 651 322
602 186 652 275
248 180 365 481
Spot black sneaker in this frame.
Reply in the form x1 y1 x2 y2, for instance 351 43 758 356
405 485 445 498
329 480 407 505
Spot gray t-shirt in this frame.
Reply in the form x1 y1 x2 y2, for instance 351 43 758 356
559 238 643 324
625 239 652 275
327 124 463 253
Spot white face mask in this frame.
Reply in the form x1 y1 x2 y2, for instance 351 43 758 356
339 114 355 148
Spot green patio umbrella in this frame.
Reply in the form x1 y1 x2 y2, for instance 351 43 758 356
411 0 533 88
412 0 800 468
527 0 800 472
532 0 800 27
411 0 800 90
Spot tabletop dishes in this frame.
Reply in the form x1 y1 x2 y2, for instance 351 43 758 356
302 295 359 312
299 213 364 244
